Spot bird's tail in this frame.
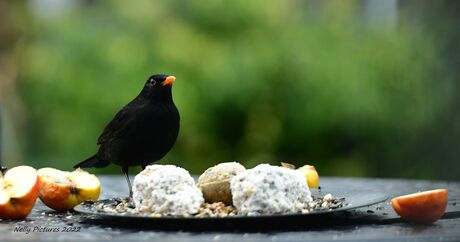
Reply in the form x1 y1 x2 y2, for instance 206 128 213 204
74 155 110 169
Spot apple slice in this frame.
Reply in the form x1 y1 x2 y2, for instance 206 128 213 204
297 165 319 188
391 189 448 224
37 168 100 211
0 166 40 219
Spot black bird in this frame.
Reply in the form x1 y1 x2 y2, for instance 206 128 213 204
74 74 180 197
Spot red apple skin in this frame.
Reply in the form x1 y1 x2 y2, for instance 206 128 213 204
37 177 78 212
37 168 101 212
391 189 448 224
0 176 40 220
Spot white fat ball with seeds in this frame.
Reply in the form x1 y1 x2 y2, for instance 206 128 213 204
133 165 204 216
230 164 312 216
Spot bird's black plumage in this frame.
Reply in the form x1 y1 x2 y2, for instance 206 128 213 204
74 74 180 196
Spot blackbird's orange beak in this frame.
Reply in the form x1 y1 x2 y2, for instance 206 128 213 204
162 76 176 86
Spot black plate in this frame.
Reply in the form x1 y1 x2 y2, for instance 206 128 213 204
75 188 388 231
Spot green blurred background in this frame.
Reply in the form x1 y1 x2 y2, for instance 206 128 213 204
0 0 459 179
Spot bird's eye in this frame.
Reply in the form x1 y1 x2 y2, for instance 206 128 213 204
149 79 156 86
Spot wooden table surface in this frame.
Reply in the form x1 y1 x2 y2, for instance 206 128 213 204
0 176 459 242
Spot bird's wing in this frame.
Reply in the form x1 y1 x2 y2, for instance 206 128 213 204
97 105 139 145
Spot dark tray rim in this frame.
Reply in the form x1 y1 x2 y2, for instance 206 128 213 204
74 189 389 221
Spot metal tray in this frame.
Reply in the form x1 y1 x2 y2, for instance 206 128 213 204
74 187 388 231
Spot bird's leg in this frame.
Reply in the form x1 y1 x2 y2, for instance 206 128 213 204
0 166 7 176
122 166 133 198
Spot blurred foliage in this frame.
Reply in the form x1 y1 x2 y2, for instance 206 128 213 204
1 0 459 179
